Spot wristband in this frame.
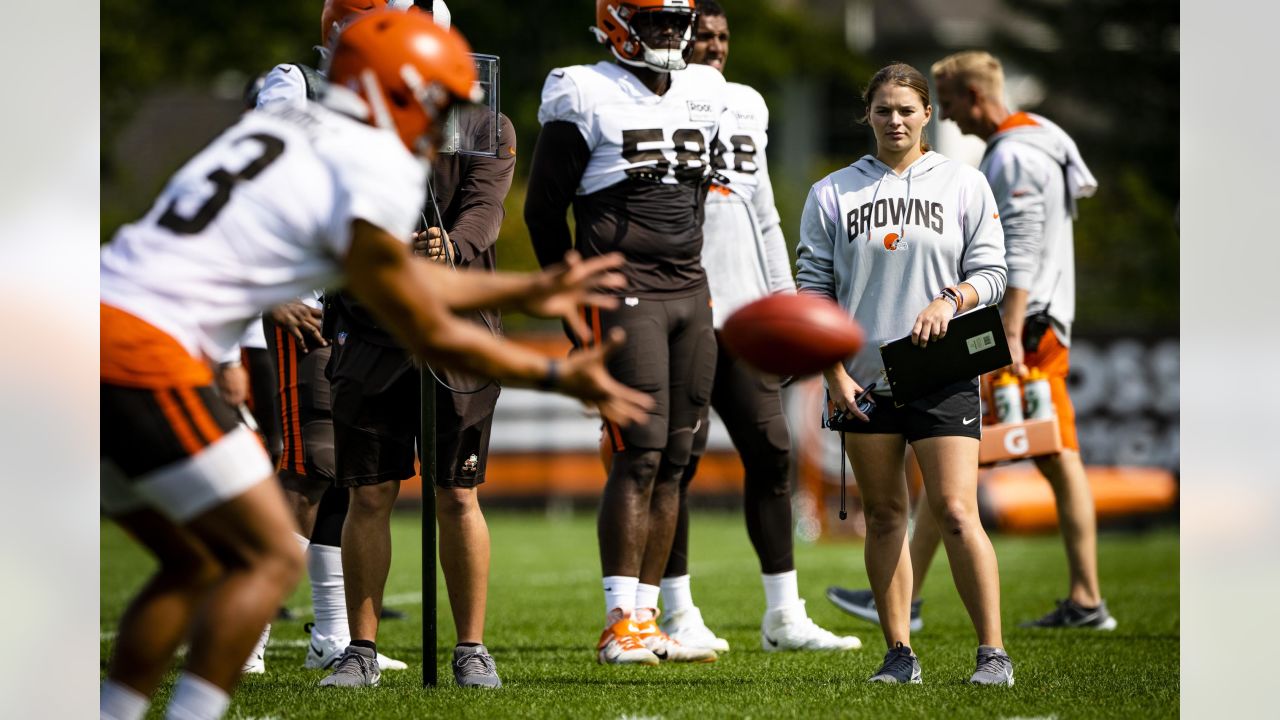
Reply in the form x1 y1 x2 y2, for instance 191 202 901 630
939 286 962 315
538 360 560 390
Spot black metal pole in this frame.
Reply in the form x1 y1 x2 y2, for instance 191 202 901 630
420 367 437 687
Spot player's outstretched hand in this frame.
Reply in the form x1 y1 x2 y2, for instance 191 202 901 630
557 327 653 427
268 300 327 350
525 251 628 342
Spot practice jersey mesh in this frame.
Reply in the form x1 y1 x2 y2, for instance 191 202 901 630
100 102 427 362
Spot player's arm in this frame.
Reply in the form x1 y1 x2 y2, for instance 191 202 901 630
343 220 651 424
985 148 1046 354
751 148 797 294
794 184 840 301
795 184 867 416
524 120 591 269
913 172 1009 347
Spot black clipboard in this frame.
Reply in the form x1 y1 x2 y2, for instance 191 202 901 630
879 304 1011 404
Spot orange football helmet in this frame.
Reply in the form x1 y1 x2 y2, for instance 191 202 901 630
320 0 415 48
593 0 697 71
327 10 481 154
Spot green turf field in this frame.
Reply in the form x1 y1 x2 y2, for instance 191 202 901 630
101 511 1178 719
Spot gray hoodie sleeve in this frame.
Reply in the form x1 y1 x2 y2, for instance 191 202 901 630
795 184 839 300
983 149 1045 292
752 152 797 294
960 171 1008 306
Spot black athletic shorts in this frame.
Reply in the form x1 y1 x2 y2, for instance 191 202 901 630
832 378 982 442
329 338 493 489
264 317 335 482
586 289 716 467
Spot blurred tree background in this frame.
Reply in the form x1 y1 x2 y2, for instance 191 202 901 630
101 0 1177 335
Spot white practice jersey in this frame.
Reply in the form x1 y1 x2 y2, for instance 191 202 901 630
100 102 427 362
538 61 726 195
256 63 311 112
256 63 327 311
796 152 1007 395
702 81 794 327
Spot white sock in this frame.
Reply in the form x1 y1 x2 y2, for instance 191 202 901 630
164 673 229 720
633 583 660 622
762 570 801 612
293 531 311 553
660 574 695 615
250 623 271 655
603 576 639 621
308 543 350 639
100 679 149 720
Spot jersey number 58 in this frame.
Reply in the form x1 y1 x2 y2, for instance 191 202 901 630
621 128 708 183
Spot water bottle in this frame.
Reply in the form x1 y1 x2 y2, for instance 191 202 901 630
1022 369 1055 420
992 371 1024 424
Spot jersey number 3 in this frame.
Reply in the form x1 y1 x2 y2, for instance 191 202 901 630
158 133 286 235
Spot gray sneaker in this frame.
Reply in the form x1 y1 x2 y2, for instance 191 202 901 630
969 645 1014 686
319 645 381 688
453 644 502 689
826 587 924 632
1020 599 1117 630
867 643 922 684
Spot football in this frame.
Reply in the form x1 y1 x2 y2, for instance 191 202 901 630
720 293 864 377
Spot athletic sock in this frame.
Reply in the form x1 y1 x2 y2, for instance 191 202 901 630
762 569 801 613
349 639 377 655
100 679 149 720
308 543 349 639
633 583 660 623
292 531 311 553
164 673 229 720
603 576 639 623
659 574 694 615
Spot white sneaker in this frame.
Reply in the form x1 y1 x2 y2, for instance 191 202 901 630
659 606 730 653
242 623 271 674
303 623 408 671
761 600 863 652
596 618 660 665
635 613 717 663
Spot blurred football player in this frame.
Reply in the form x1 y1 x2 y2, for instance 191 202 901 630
100 11 650 719
525 0 723 665
657 0 862 655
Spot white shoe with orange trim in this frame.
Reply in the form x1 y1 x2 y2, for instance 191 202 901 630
596 618 660 665
635 612 717 663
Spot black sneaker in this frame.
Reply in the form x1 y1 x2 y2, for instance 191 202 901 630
1020 599 1118 630
453 644 502 688
969 645 1014 686
867 642 922 684
380 606 407 621
826 587 924 632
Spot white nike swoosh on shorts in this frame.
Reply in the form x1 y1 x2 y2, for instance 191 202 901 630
962 417 977 425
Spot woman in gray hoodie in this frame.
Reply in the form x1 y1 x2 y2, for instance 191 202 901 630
795 62 1012 686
